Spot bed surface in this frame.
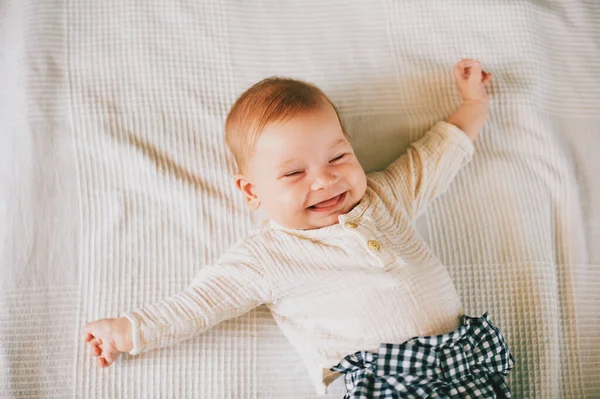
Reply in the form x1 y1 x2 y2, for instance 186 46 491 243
1 0 599 397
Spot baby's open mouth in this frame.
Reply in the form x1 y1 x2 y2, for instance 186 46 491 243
308 192 346 212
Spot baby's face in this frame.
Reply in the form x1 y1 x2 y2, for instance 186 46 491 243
240 103 367 230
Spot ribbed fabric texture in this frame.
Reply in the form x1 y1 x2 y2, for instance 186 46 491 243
2 1 599 398
122 122 473 394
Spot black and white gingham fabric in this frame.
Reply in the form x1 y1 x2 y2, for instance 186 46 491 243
331 313 514 398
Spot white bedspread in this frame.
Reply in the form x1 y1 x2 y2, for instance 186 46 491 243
1 0 599 397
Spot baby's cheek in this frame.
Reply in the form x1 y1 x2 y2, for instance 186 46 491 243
277 187 305 212
350 165 367 193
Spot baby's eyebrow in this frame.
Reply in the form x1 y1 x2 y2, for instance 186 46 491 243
277 159 299 168
330 138 348 147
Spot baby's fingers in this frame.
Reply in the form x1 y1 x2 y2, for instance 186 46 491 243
454 62 468 82
456 59 477 70
103 349 119 364
89 338 102 357
97 349 120 368
454 59 476 80
83 323 101 343
482 71 493 85
467 62 483 83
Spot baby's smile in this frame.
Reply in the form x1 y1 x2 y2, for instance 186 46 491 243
307 191 347 213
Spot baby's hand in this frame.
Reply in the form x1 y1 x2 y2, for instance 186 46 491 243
453 59 493 106
83 317 133 368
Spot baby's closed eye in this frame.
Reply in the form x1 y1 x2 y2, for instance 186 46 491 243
284 170 304 178
329 154 347 163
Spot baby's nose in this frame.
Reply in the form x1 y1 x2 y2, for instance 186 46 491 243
311 171 339 190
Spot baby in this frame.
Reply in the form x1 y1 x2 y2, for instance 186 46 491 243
84 59 514 398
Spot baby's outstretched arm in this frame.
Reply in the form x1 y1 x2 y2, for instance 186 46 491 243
82 247 271 368
367 59 492 219
446 59 493 141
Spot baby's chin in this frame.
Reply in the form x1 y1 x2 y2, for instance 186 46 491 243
269 212 341 231
305 207 352 229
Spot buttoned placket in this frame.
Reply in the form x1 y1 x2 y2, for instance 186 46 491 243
341 217 395 267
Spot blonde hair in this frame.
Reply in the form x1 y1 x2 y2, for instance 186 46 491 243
225 77 346 173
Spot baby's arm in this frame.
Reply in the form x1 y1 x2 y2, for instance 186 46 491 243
83 246 271 367
368 59 492 220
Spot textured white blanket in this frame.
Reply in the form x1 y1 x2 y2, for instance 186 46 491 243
1 0 599 398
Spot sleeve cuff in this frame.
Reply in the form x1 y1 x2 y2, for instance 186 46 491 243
122 312 143 355
433 121 475 160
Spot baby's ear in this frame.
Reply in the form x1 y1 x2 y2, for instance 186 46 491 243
234 174 261 210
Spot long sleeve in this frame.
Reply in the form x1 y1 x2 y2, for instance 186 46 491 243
122 245 272 355
367 121 475 220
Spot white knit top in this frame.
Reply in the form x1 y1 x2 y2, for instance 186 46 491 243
123 121 475 395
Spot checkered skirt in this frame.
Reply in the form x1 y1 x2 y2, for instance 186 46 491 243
330 313 514 398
